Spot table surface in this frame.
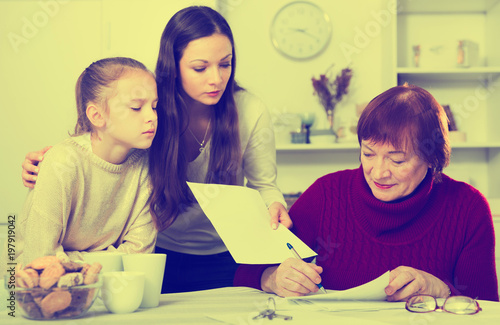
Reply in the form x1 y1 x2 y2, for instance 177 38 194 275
1 286 499 325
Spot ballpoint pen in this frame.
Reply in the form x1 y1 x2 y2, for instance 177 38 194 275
286 243 327 294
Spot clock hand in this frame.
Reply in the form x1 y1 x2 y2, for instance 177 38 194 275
288 27 319 41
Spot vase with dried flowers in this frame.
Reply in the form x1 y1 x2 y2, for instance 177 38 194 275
312 65 353 139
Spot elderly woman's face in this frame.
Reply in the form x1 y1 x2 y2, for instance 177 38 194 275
361 140 429 202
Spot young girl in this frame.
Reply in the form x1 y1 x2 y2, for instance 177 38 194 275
21 7 291 293
13 57 158 265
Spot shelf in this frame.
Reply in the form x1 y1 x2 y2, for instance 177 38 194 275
394 0 500 201
451 142 500 148
276 142 500 152
398 0 500 14
276 143 359 151
397 67 500 82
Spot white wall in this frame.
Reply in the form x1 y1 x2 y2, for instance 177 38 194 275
0 0 215 222
221 0 393 192
222 0 392 127
0 0 103 223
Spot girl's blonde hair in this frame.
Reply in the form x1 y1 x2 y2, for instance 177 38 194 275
73 57 149 135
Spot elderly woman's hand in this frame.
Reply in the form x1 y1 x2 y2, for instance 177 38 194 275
385 266 451 301
260 258 323 297
268 202 293 229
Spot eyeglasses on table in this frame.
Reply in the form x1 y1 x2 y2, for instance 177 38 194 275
406 294 482 315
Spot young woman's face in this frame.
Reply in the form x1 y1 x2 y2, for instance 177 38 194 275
104 69 158 150
360 140 429 202
178 33 233 106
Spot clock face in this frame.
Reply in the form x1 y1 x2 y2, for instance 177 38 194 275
270 1 332 59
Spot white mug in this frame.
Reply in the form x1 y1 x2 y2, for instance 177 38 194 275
101 271 145 314
122 254 166 308
84 251 125 273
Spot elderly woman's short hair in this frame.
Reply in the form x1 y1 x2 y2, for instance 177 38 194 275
357 84 450 182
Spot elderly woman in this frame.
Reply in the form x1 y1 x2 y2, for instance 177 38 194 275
234 84 499 302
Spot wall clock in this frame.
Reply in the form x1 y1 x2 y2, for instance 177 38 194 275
270 1 332 60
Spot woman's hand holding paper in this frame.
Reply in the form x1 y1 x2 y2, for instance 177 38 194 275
268 202 293 230
385 266 451 302
261 258 324 297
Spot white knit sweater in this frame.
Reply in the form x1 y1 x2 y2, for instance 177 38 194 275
12 133 157 265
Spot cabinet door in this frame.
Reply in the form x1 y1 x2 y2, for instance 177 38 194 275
102 0 216 71
0 0 102 222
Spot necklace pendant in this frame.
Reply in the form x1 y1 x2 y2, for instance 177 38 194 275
188 118 211 154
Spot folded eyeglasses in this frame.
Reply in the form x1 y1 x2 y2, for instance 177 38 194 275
406 294 481 315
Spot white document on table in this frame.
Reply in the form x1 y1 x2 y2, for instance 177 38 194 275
286 271 390 301
206 311 393 325
187 182 317 264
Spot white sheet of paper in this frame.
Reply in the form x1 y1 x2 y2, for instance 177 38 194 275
206 311 393 325
286 271 390 301
187 182 317 264
283 300 405 312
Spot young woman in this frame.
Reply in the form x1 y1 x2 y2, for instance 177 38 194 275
21 6 290 293
9 57 158 268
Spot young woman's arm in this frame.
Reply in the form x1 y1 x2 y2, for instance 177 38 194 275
21 146 52 188
238 92 292 228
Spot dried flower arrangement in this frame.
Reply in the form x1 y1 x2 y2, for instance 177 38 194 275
312 65 353 130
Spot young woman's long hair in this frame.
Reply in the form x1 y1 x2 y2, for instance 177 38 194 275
149 6 242 231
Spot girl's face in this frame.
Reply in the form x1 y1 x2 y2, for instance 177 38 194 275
103 69 158 151
360 140 429 202
178 33 233 106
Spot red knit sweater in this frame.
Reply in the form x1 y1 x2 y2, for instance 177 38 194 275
234 167 499 301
